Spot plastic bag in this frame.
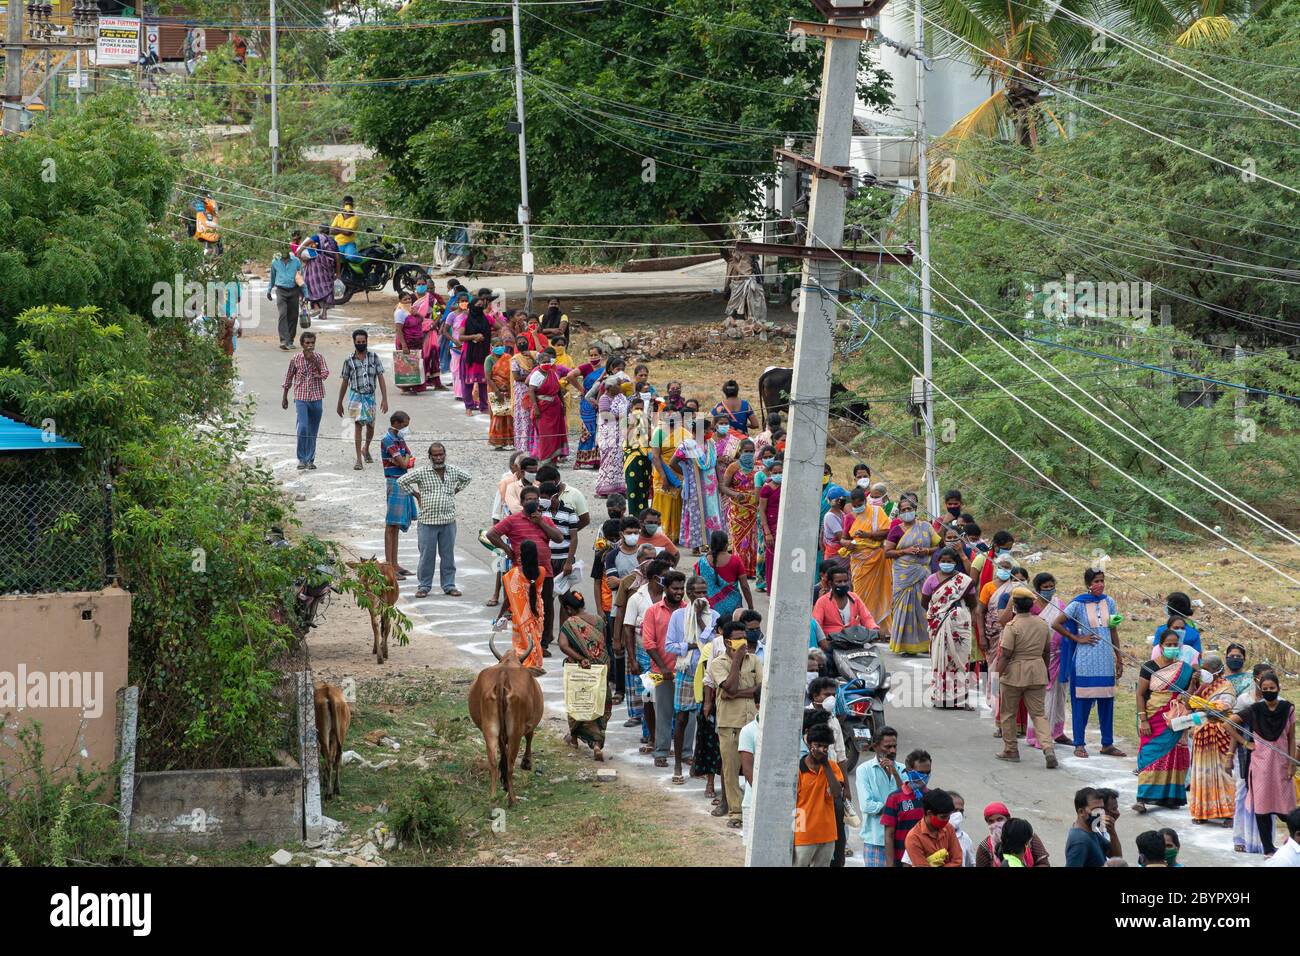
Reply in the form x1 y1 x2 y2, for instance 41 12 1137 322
564 663 608 722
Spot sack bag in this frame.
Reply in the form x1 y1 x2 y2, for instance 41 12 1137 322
299 310 311 328
393 350 422 387
563 663 608 722
489 392 512 417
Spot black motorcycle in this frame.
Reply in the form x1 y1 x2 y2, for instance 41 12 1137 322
335 227 427 305
829 626 890 772
266 526 339 631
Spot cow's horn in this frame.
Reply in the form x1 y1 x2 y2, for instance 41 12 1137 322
523 635 535 667
488 630 503 662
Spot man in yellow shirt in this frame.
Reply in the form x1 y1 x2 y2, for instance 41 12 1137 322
331 195 360 266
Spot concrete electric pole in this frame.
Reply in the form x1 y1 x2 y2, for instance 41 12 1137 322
269 0 280 183
745 1 872 867
511 0 535 314
3 0 24 135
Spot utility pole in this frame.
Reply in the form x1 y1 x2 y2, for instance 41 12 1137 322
269 0 280 183
3 0 23 135
75 49 82 106
511 0 535 314
914 0 939 517
746 2 867 868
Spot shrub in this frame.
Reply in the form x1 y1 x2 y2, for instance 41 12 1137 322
389 773 462 854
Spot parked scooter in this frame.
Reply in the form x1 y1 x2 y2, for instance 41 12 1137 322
267 526 339 630
829 625 889 772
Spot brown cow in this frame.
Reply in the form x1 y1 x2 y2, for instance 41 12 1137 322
467 632 545 806
348 558 399 663
314 681 351 799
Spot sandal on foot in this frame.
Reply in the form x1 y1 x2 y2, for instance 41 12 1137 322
653 757 669 768
710 805 728 817
638 744 653 754
1099 746 1127 757
1074 747 1088 758
726 818 742 829
671 774 685 785
484 598 499 607
1132 802 1150 814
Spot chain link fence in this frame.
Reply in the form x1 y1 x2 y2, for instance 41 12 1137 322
0 480 114 594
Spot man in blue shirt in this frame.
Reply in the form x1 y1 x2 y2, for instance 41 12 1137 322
855 726 906 867
268 247 303 349
1065 787 1113 867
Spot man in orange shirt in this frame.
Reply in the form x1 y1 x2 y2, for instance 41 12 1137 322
794 723 845 866
904 788 964 867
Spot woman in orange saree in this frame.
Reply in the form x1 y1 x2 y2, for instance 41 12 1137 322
501 540 545 671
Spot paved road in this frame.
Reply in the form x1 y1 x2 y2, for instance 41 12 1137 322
234 284 1249 867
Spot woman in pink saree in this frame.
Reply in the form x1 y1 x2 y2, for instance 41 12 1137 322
526 349 578 466
921 550 981 710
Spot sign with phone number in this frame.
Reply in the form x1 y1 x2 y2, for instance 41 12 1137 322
97 16 141 65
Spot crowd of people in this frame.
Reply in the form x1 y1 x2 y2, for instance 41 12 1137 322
269 257 1300 868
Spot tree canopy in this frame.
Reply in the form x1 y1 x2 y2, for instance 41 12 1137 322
337 0 892 245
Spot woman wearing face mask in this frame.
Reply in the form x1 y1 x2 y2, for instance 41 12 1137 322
758 457 784 592
510 336 537 455
1187 651 1238 826
649 410 686 544
1133 625 1199 813
975 802 1050 866
712 379 757 436
596 377 630 497
485 341 514 449
573 345 608 470
1229 671 1296 856
977 556 1018 730
526 347 580 466
674 419 723 555
1149 591 1202 657
882 492 941 656
920 547 981 709
1057 568 1126 760
1222 646 1263 852
622 394 653 520
721 439 760 577
845 487 893 641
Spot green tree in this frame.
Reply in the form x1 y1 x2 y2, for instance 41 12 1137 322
337 0 891 247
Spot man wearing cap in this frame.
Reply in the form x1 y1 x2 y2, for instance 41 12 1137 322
995 585 1058 768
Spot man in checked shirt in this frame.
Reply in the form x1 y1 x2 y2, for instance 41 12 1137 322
281 331 330 470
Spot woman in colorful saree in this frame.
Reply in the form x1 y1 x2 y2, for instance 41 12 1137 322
485 343 514 449
575 346 607 470
921 547 981 710
674 419 723 554
695 529 753 624
845 486 893 640
882 493 940 656
622 396 653 519
526 348 576 467
596 378 629 497
720 439 759 576
1133 625 1199 813
556 590 611 760
1187 650 1237 826
510 336 536 455
501 539 546 672
649 410 685 543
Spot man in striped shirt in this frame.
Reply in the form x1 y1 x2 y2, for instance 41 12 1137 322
281 332 329 470
336 329 389 471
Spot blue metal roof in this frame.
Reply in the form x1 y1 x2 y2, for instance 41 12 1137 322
0 415 82 451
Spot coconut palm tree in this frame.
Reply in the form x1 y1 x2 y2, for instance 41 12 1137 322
924 0 1100 148
1105 0 1273 48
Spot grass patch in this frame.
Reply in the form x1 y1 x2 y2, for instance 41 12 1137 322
159 672 731 867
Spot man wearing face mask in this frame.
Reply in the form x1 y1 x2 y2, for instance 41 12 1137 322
643 571 689 767
337 329 389 470
932 489 964 534
882 749 932 866
268 244 304 350
380 411 416 578
1065 787 1112 867
636 507 679 559
904 788 963 867
994 586 1058 768
487 485 563 613
707 619 763 827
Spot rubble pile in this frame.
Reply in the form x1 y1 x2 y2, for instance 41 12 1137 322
587 317 792 361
